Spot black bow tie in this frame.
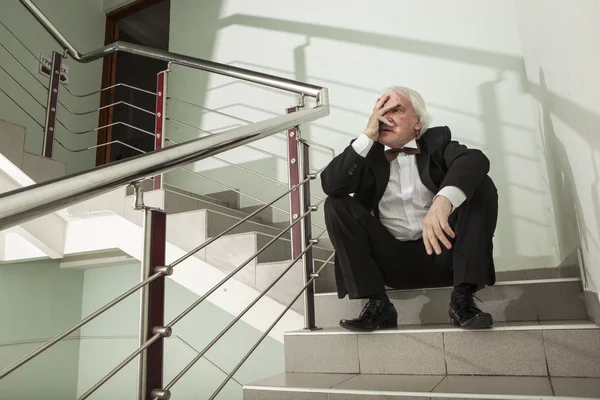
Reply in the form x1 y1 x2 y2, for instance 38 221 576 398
384 143 421 162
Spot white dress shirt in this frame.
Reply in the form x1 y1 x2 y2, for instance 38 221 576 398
351 134 466 241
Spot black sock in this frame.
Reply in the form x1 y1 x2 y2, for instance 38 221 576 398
369 292 390 304
454 283 477 295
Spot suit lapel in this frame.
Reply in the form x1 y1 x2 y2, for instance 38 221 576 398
416 139 439 193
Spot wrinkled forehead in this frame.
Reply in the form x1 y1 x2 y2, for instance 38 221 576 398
385 92 414 109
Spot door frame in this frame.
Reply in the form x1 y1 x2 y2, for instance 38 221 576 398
95 0 166 166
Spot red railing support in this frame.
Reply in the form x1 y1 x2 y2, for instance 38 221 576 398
42 51 62 158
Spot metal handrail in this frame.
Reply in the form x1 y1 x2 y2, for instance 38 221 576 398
0 103 328 231
20 0 324 100
168 96 253 124
0 177 321 386
59 99 156 117
205 252 335 400
60 81 156 99
178 166 291 216
169 94 336 158
3 3 332 397
166 111 322 172
166 138 324 202
54 137 146 155
166 116 313 170
166 137 289 187
0 272 163 379
56 119 156 137
162 230 326 392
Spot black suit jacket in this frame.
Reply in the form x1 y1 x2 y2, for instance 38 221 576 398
321 126 491 216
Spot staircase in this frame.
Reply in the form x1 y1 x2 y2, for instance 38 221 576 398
3 116 600 399
0 117 334 324
244 269 600 399
2 3 599 396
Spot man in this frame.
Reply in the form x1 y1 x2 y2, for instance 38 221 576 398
321 86 498 331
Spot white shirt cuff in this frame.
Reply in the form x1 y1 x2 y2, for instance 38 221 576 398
436 186 467 211
351 134 374 157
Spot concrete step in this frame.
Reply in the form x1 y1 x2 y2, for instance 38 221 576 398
239 204 274 224
202 231 290 287
283 321 600 377
244 372 600 400
315 278 588 327
21 152 66 183
208 189 240 209
0 119 26 169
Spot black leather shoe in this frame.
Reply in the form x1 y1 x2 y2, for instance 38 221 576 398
449 286 493 329
339 296 398 332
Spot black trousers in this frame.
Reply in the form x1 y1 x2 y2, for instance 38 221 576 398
324 177 498 299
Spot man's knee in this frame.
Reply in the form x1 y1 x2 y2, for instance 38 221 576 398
324 196 365 224
324 196 353 214
473 176 498 203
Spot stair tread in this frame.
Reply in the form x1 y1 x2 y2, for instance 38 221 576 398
245 372 600 399
286 320 599 336
315 277 582 296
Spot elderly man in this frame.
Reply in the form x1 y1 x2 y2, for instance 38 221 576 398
321 86 498 331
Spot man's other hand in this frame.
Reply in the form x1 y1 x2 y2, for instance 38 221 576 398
362 94 397 141
422 196 455 255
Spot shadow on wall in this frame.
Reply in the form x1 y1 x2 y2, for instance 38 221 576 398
175 9 600 271
536 68 600 268
210 13 533 270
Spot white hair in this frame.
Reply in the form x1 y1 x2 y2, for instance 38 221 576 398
383 86 431 137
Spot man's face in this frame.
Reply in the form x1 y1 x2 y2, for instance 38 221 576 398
378 92 421 148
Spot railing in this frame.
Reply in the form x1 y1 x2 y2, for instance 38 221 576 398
0 1 334 399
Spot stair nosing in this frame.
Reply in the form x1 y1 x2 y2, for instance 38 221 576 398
243 384 599 400
284 320 599 336
314 277 581 297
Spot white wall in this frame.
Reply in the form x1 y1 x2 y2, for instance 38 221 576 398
103 0 134 13
166 0 559 272
513 0 600 296
0 260 84 400
0 0 106 174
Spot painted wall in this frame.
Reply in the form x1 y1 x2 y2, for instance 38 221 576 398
0 260 84 400
0 0 106 174
165 0 559 272
77 263 284 399
103 0 135 13
513 0 600 295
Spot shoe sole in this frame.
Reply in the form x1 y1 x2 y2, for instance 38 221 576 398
451 314 493 329
339 320 398 332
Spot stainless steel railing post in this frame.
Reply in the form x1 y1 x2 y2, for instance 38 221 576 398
286 106 303 263
287 100 319 330
133 184 168 400
42 51 62 157
153 67 169 190
298 130 319 331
